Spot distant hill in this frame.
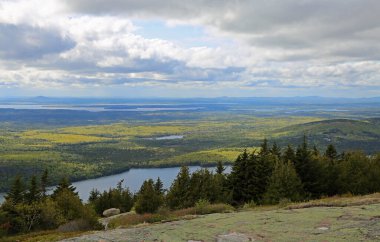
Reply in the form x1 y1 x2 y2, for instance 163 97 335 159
273 118 380 153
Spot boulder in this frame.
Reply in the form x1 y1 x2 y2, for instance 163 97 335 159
102 208 120 217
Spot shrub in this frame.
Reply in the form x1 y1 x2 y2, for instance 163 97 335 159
39 198 65 229
108 213 168 228
195 199 210 214
243 200 257 209
57 219 93 232
278 198 291 208
195 200 234 215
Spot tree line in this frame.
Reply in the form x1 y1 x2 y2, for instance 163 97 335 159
87 137 380 214
1 137 380 237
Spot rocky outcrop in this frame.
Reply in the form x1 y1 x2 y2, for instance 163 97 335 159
102 208 120 217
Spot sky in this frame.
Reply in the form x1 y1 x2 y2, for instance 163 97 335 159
0 0 380 98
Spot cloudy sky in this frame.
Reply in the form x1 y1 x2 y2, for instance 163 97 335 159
0 0 379 97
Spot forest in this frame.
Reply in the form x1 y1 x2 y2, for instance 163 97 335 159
1 138 379 238
1 115 380 193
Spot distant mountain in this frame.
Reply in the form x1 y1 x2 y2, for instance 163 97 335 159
273 118 380 154
1 96 380 105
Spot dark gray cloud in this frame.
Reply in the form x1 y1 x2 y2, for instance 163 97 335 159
0 24 75 59
64 0 380 61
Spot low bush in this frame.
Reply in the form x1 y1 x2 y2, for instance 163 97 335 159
57 219 93 232
243 200 257 209
109 203 234 228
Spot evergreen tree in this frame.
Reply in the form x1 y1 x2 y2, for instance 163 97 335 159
283 145 296 163
5 176 25 204
230 142 275 204
187 169 216 205
88 189 100 203
264 160 303 204
216 161 225 175
259 138 269 156
26 176 41 204
244 152 261 202
135 179 162 214
325 144 338 160
89 184 134 215
166 166 191 209
214 168 229 203
337 151 372 195
229 150 249 204
154 177 164 195
51 177 78 199
312 145 320 157
295 135 323 198
40 169 48 197
255 146 275 203
270 142 281 158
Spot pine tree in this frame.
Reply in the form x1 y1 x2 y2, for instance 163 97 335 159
214 168 229 203
244 152 261 202
88 189 100 203
255 145 275 203
259 138 269 156
135 179 162 214
229 150 249 204
216 161 225 175
325 144 337 160
283 145 296 163
187 169 216 205
40 169 48 197
52 177 78 199
166 166 191 209
295 135 322 198
264 160 303 204
5 176 25 204
154 177 164 195
312 145 320 157
270 142 281 158
26 176 41 204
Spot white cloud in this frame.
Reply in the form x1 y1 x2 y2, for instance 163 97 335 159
0 0 379 97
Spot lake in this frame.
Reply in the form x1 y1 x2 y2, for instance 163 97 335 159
0 166 230 204
144 135 184 140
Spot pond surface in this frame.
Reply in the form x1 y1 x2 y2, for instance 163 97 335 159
145 135 184 140
0 166 230 203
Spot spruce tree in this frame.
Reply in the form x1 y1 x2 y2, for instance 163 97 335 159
283 145 296 163
5 176 25 204
166 166 191 209
154 177 164 195
312 145 320 157
229 150 249 204
52 177 78 199
270 142 281 158
26 176 41 204
325 144 338 160
255 145 275 203
40 169 48 197
187 169 216 205
259 138 269 156
135 179 161 214
214 167 229 203
295 135 322 198
216 161 225 175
